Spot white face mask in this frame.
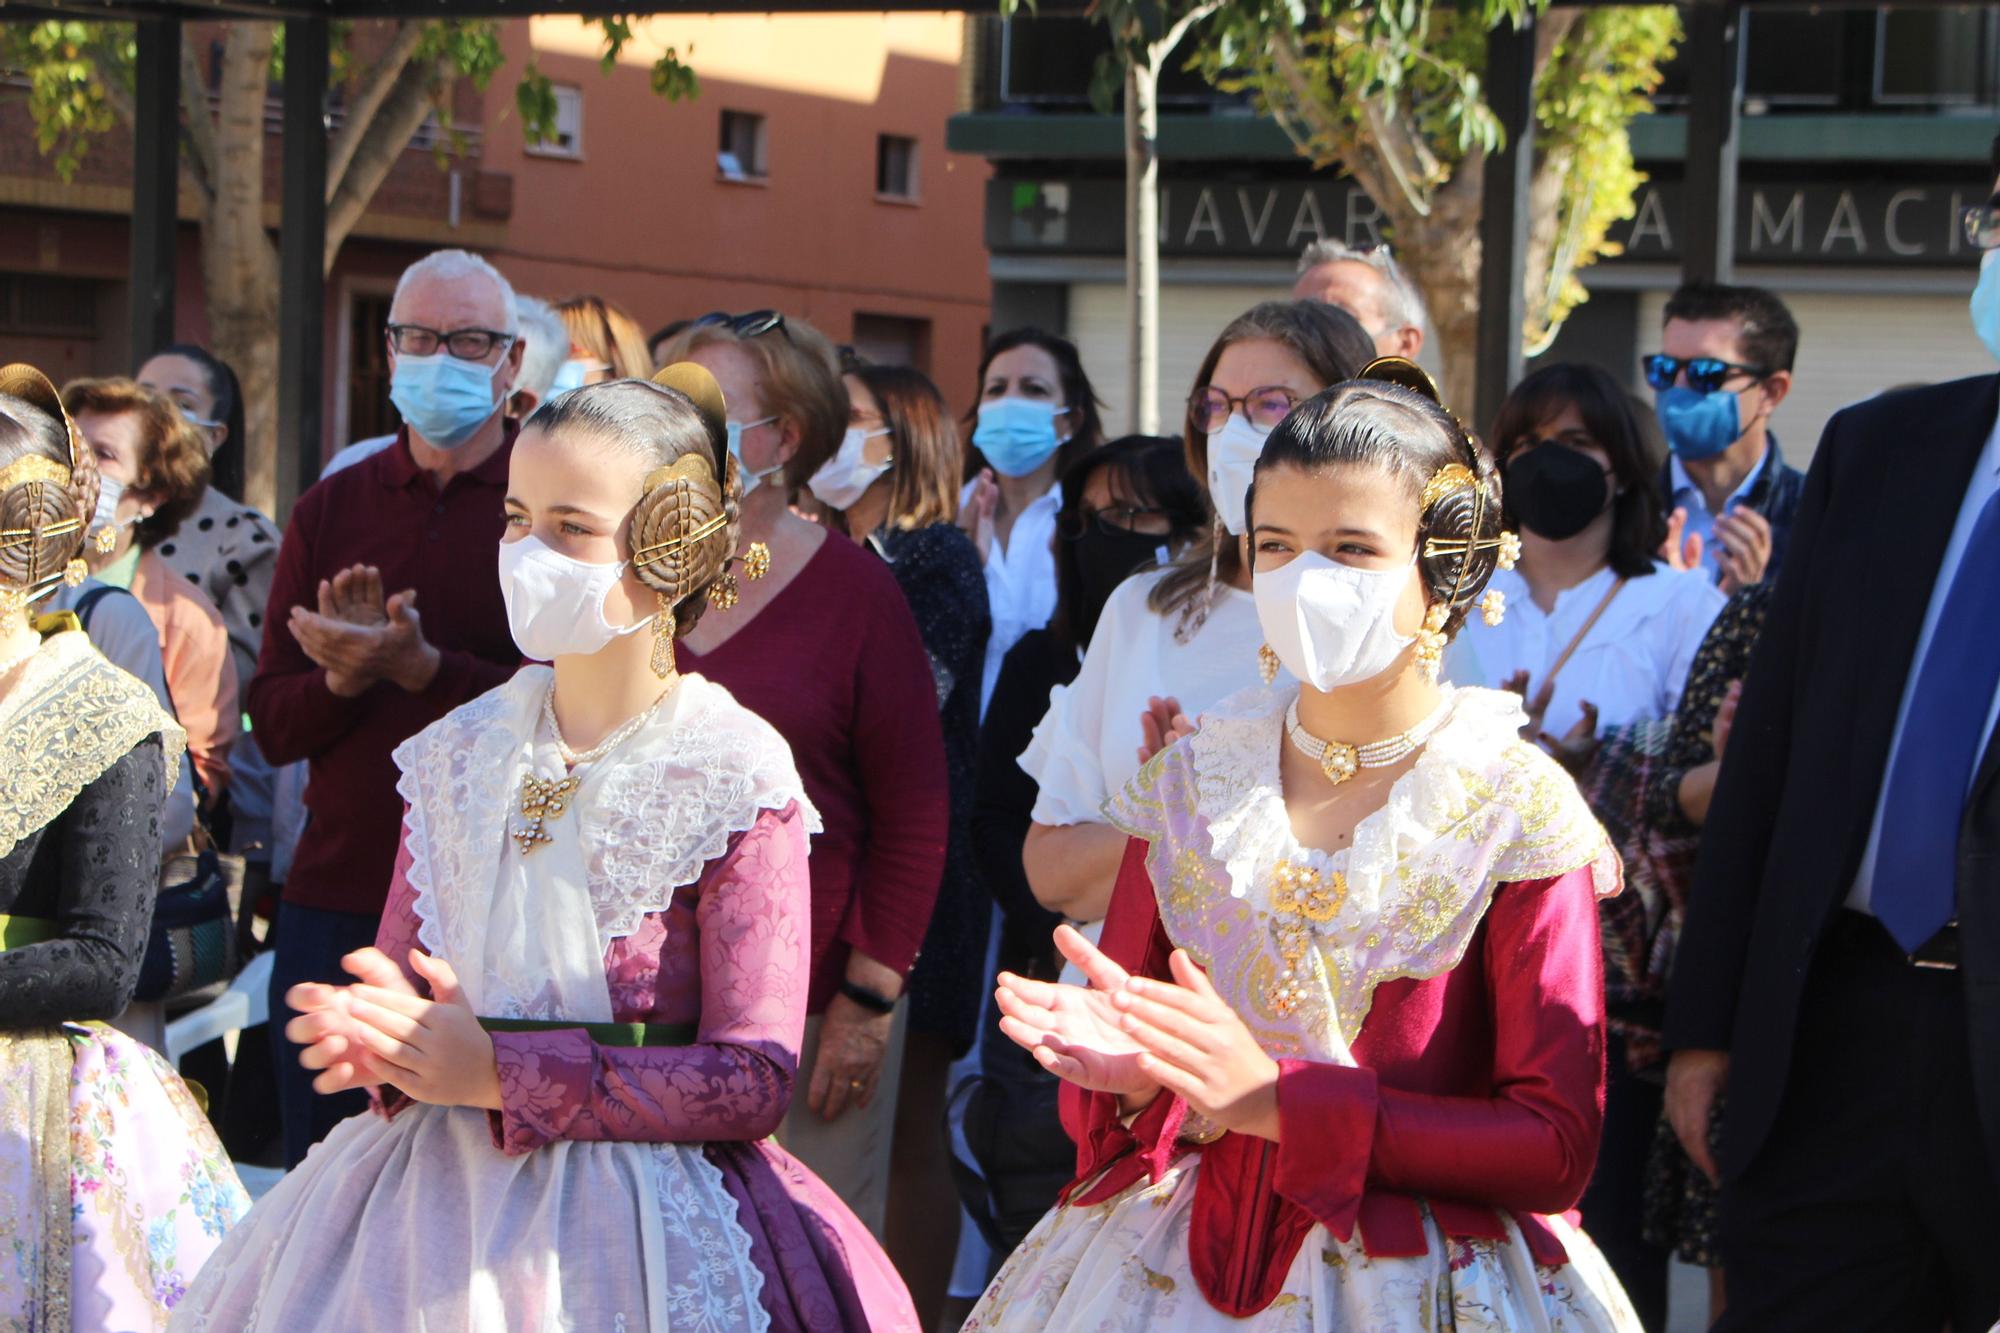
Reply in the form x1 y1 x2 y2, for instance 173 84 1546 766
496 533 653 662
92 474 127 537
1253 550 1416 692
807 426 892 510
1205 414 1266 536
727 416 782 495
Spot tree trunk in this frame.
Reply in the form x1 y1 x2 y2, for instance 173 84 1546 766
1124 49 1161 436
200 23 284 516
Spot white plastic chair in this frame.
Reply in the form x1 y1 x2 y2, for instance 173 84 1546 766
164 948 274 1064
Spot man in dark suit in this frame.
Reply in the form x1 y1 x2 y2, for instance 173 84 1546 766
1664 143 2000 1331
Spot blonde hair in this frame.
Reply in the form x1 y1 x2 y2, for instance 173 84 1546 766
658 315 847 499
557 295 656 380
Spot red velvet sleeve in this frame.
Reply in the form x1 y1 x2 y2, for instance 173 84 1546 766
1272 869 1606 1226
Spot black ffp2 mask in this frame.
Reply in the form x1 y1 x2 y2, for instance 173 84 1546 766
1504 445 1611 542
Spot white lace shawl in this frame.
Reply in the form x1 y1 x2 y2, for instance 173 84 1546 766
392 669 821 1012
1105 684 1620 1059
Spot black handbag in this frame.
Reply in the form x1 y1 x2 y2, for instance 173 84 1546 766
948 1034 1078 1257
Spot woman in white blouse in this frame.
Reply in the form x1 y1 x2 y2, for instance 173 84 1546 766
1457 362 1724 756
1019 301 1375 929
959 330 1107 714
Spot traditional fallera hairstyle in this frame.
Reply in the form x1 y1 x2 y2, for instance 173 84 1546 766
1489 361 1668 581
0 364 96 619
148 343 246 502
62 377 212 554
557 295 656 381
522 366 744 652
1249 362 1514 644
964 327 1106 484
1149 299 1376 636
657 313 848 502
833 362 963 531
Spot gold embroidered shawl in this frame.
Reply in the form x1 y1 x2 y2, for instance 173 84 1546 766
0 630 185 860
1105 684 1621 1062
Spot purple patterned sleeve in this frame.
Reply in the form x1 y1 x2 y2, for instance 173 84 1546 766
489 801 812 1154
366 823 427 1118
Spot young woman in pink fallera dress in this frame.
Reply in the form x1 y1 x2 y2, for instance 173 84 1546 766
173 367 918 1332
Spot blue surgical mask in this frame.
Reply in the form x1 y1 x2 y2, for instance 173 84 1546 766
1656 385 1743 463
391 352 506 449
728 416 782 495
547 358 608 396
973 398 1068 477
1972 250 2000 362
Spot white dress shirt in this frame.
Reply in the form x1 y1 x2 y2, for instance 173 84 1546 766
1451 561 1725 736
1848 407 2000 912
973 479 1063 715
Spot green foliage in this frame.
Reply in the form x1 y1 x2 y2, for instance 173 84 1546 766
0 17 697 179
0 21 134 181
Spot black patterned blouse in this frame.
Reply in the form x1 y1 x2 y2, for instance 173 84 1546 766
870 522 994 1052
1641 581 1775 837
0 735 168 1028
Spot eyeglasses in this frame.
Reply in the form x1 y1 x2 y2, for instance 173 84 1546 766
693 309 791 342
1057 505 1170 540
1962 198 2000 251
386 323 516 361
1187 385 1302 435
1642 354 1768 395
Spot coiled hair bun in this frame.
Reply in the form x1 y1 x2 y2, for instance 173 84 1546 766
0 363 96 600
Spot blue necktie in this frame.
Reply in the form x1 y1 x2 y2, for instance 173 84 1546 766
1873 483 2000 952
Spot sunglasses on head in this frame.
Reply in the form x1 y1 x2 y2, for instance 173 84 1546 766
1642 354 1768 395
693 309 790 342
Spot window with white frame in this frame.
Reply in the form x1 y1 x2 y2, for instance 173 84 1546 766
719 110 769 181
525 85 585 159
876 134 919 201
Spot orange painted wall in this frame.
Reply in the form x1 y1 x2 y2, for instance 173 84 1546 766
481 14 993 414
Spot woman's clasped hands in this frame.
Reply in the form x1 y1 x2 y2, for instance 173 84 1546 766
994 923 1281 1141
285 946 503 1112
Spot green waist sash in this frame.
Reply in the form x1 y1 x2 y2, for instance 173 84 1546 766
0 915 56 951
477 1017 696 1047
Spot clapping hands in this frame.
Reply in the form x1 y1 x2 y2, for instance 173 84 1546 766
286 946 502 1111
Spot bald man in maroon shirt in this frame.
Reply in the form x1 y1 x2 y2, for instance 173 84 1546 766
250 249 528 1165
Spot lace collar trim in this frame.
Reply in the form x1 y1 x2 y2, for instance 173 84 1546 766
0 631 185 859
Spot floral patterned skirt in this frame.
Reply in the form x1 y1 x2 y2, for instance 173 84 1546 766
169 1101 779 1333
0 1022 250 1331
964 1154 1643 1332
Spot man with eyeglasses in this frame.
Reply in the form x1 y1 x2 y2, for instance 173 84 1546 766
248 248 527 1166
1663 141 2000 1330
1646 283 1805 592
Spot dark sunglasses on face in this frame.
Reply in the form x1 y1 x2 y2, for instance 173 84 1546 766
693 309 790 342
386 323 516 360
1057 505 1170 540
1187 384 1302 435
1642 354 1768 395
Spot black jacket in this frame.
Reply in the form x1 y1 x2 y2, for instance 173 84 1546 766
1663 372 2000 1180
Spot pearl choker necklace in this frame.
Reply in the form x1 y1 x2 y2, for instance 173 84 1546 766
512 675 679 855
1284 694 1452 785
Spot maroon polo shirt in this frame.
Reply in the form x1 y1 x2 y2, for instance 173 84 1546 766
249 427 521 917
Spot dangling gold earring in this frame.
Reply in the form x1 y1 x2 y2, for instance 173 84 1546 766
1258 643 1281 685
741 542 772 582
650 594 678 680
708 571 740 611
1479 589 1506 627
1414 603 1450 684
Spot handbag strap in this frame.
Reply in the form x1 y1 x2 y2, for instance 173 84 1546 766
1539 577 1626 704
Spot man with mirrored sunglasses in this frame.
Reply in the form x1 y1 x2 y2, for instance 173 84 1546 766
1646 283 1805 593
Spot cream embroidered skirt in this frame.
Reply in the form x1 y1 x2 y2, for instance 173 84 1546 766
169 1100 771 1333
964 1154 1643 1332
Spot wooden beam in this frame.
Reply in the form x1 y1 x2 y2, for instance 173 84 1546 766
128 17 178 364
276 15 327 516
1474 11 1535 433
1683 0 1744 284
